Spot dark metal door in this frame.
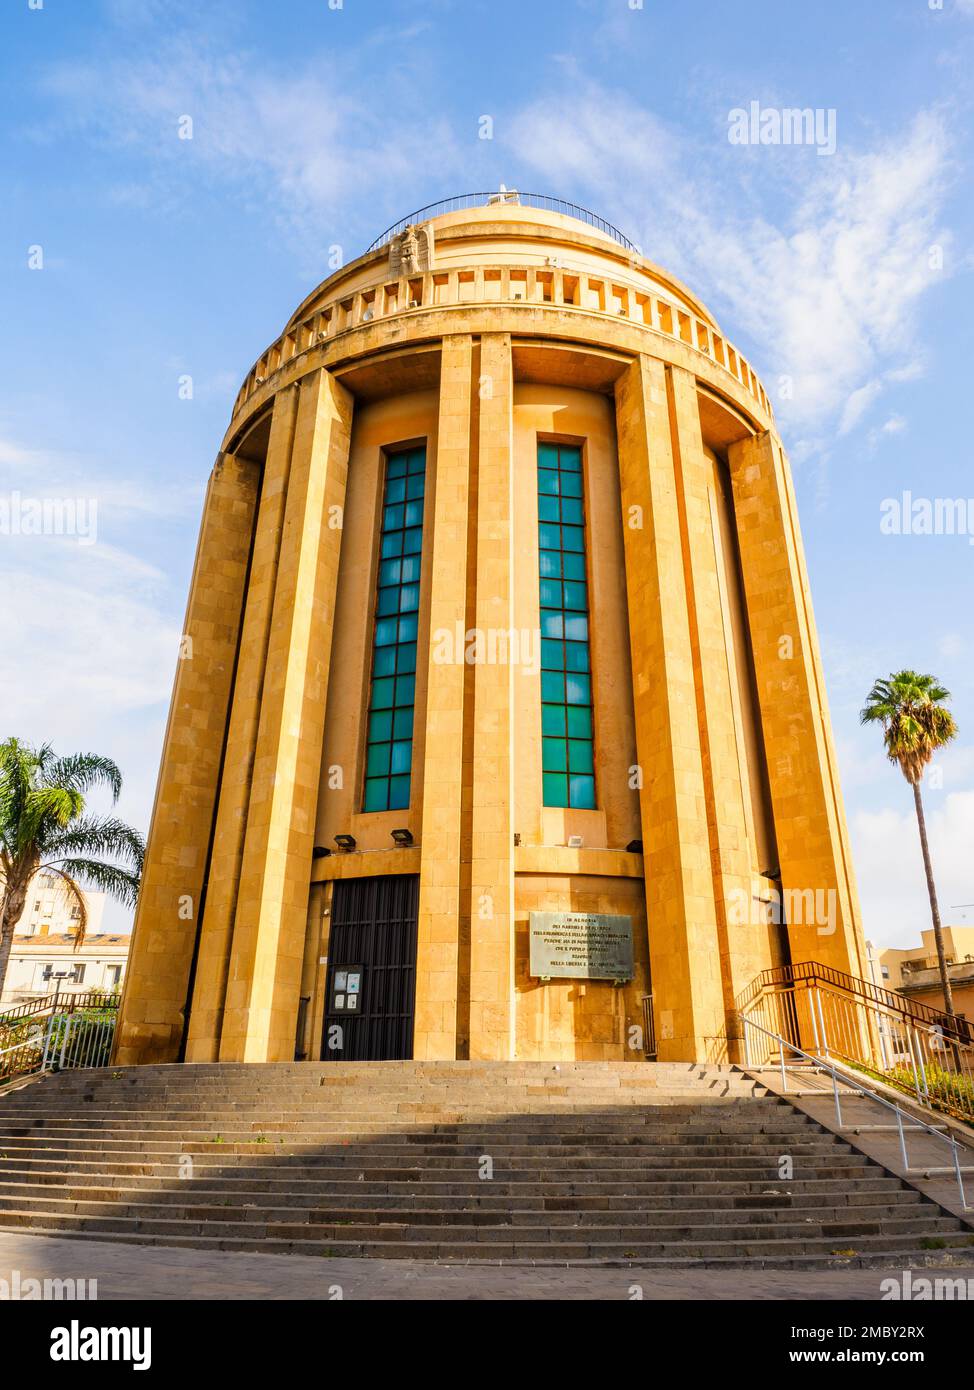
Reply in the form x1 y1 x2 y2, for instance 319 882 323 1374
321 874 418 1062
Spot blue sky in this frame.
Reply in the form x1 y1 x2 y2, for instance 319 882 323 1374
2 0 973 943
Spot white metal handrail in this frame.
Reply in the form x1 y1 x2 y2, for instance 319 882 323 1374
742 1013 971 1212
0 1006 117 1085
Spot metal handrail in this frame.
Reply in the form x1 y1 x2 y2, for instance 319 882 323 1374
0 995 119 1086
367 192 638 254
0 990 66 1026
754 960 973 1043
741 1013 971 1212
743 971 974 1124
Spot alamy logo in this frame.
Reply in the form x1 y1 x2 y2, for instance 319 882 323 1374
880 491 974 544
1 1269 97 1300
0 491 98 545
727 886 837 936
728 101 837 156
50 1320 151 1371
881 1270 974 1300
431 623 540 675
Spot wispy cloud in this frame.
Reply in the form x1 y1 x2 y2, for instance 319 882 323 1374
37 35 466 263
507 90 952 446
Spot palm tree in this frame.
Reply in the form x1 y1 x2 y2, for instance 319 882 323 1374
860 671 959 1022
0 739 144 1000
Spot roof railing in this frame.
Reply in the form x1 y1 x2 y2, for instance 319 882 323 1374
367 191 638 254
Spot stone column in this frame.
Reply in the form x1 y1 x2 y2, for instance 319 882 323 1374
666 366 764 1047
467 333 515 1060
728 430 865 976
114 452 260 1065
413 335 474 1061
614 355 726 1061
220 368 353 1062
184 385 300 1061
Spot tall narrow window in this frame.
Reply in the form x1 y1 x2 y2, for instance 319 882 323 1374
537 442 596 809
363 446 426 812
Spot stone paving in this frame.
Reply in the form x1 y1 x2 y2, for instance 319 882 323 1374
2 1231 972 1300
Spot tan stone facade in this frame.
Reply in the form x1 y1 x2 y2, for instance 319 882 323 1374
115 201 865 1067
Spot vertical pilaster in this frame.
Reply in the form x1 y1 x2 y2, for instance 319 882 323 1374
467 333 515 1059
413 336 474 1060
220 368 353 1061
666 367 764 1044
728 431 865 976
614 355 726 1061
114 453 259 1064
184 386 300 1060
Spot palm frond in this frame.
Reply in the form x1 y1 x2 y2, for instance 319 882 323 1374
17 787 84 853
44 815 145 871
54 858 141 910
43 752 123 804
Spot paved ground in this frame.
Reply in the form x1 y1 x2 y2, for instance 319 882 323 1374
1 1231 972 1300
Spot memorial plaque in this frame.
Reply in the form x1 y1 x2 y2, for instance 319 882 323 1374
528 911 634 981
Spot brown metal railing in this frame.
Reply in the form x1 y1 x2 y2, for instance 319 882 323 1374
751 961 974 1043
0 991 119 1087
742 966 974 1127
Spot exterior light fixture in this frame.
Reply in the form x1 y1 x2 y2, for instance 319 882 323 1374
311 846 331 859
626 839 643 854
390 828 413 846
334 834 357 851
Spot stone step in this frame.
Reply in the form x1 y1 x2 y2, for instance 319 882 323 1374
0 1161 908 1195
26 1089 761 1112
0 1177 924 1211
45 1067 757 1080
0 1142 869 1168
0 1210 968 1264
0 1150 880 1178
0 1115 839 1137
39 1073 766 1092
0 1190 940 1232
3 1228 944 1273
0 1119 812 1139
0 1098 791 1115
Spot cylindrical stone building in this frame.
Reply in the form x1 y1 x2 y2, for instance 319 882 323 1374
115 194 866 1068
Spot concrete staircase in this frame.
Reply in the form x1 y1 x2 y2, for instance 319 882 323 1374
0 1061 971 1268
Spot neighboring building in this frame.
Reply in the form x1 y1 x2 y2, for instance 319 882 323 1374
874 927 974 1025
19 871 106 939
116 193 866 1069
0 874 124 1005
1 933 129 1005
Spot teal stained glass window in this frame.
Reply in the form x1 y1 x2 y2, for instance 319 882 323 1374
537 442 596 809
363 446 426 812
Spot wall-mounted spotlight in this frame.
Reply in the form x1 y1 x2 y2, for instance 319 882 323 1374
311 845 331 859
390 827 413 846
334 834 357 851
626 839 643 854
